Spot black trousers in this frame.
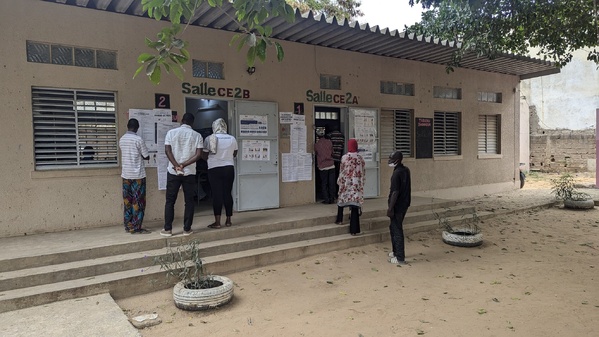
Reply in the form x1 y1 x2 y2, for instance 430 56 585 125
390 210 407 260
336 206 360 234
164 173 196 231
208 165 235 217
319 168 336 202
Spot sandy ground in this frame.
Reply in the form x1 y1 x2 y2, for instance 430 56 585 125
117 172 599 337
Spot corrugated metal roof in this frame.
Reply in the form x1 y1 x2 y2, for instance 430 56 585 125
43 0 559 79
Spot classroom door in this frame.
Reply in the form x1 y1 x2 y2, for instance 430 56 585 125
234 101 280 211
348 107 380 198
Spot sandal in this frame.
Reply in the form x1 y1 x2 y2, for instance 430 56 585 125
130 229 152 234
207 223 222 229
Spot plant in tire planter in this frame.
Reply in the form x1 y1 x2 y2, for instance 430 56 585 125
155 240 233 311
550 173 594 210
436 209 483 247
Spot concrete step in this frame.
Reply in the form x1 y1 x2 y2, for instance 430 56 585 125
0 208 481 313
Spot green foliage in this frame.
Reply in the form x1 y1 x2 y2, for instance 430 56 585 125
406 0 599 70
287 0 364 20
155 240 213 289
136 0 296 84
550 173 591 201
432 200 481 234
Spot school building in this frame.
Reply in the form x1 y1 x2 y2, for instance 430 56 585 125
0 0 559 237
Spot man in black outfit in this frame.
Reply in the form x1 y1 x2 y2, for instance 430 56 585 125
386 151 411 265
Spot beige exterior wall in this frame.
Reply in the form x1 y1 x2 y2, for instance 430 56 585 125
0 0 521 237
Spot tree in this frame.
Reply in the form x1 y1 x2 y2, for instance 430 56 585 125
405 0 599 70
136 0 362 84
287 0 363 20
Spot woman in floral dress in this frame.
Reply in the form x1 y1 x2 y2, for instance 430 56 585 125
335 138 365 235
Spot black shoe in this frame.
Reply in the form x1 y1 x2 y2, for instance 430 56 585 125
321 200 331 204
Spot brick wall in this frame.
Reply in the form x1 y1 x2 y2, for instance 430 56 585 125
530 130 596 172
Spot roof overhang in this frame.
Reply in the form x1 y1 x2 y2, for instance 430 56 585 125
41 0 560 80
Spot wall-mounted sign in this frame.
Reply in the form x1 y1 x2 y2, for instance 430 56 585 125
182 82 250 99
306 90 359 105
155 93 171 109
293 102 304 115
416 117 433 159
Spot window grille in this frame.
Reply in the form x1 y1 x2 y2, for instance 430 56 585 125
27 41 117 70
477 91 503 103
433 111 461 156
320 74 341 90
433 86 462 99
315 111 339 120
393 110 413 157
380 81 415 96
478 115 500 154
32 87 118 169
192 60 224 79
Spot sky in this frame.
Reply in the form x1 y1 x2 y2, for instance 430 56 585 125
357 0 425 31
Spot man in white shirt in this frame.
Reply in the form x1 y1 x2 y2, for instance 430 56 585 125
161 112 203 237
119 118 150 234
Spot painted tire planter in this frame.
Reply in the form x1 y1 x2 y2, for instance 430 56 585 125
563 199 595 210
173 275 234 311
442 228 483 247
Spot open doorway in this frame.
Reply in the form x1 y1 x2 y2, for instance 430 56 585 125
185 97 229 214
314 106 343 202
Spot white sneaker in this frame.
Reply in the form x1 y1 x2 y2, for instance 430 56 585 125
388 252 394 258
183 230 193 236
389 257 407 265
160 230 172 237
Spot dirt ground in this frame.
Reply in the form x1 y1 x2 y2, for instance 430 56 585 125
117 172 599 337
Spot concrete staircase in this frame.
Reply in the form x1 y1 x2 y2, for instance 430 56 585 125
0 199 490 313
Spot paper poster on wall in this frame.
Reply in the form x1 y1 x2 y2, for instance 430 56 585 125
291 118 307 153
242 140 270 161
281 153 313 182
279 112 293 124
239 114 268 136
128 108 178 190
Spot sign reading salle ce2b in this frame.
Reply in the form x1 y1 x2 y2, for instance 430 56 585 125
182 82 250 99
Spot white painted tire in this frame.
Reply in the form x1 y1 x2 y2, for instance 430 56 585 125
442 228 483 247
563 199 595 209
173 275 234 311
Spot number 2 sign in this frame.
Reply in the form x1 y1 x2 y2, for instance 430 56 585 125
155 93 171 109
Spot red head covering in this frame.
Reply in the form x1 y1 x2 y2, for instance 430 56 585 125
348 138 358 153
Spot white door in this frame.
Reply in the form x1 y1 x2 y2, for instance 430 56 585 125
348 107 380 198
234 101 280 211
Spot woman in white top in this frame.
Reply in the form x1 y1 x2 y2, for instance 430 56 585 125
203 118 238 228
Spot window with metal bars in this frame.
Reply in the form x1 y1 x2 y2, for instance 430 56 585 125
393 110 413 157
477 91 503 103
26 41 117 70
433 86 461 100
320 74 341 90
433 111 461 156
478 115 500 154
192 60 224 79
32 87 118 170
380 81 415 96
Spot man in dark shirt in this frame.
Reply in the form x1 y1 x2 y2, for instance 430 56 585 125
386 151 411 265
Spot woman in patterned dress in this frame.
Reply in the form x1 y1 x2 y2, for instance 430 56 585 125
335 138 365 235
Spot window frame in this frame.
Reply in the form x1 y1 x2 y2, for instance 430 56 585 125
393 109 414 157
433 111 461 156
319 74 341 90
478 114 501 155
192 59 225 80
32 87 119 170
